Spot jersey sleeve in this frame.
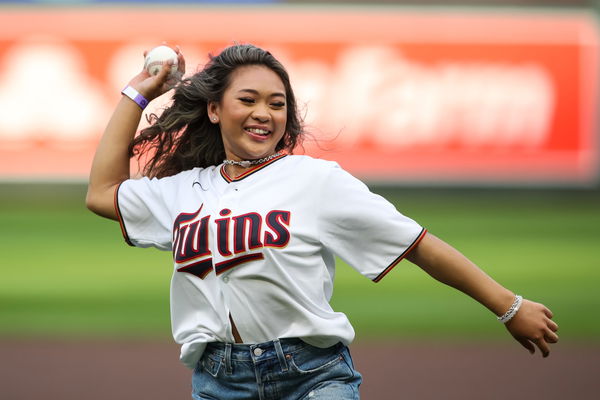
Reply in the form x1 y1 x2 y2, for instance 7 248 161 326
318 163 426 282
115 176 174 251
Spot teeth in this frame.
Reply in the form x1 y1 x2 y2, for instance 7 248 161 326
247 128 269 135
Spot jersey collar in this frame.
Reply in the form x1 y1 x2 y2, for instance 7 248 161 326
220 153 287 183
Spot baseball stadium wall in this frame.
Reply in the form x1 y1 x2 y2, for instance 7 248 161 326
0 5 598 187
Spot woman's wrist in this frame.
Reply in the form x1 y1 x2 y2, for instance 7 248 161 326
497 294 523 323
483 288 519 318
121 85 149 110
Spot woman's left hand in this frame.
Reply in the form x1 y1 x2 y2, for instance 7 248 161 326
504 299 559 357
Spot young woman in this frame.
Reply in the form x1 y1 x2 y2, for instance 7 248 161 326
86 44 558 400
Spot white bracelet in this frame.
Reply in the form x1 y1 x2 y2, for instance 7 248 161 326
497 295 523 324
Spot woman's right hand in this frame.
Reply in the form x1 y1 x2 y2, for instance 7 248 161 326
87 45 186 220
128 45 186 102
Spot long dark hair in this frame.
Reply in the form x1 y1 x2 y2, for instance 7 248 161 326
129 44 304 178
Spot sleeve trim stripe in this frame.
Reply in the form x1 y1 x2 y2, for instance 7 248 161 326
373 228 427 283
114 182 134 247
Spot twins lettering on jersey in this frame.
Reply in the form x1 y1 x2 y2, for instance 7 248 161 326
172 205 291 279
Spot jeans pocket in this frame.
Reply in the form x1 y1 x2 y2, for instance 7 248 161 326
200 354 223 378
287 344 345 375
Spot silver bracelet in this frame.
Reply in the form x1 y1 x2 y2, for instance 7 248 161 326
497 295 523 324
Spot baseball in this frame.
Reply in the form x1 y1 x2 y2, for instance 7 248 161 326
144 45 179 77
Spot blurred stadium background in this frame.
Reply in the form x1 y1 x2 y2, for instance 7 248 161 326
0 0 599 399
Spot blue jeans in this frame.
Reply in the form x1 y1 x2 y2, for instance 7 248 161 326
191 338 362 400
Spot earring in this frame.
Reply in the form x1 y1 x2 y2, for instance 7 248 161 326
212 117 217 122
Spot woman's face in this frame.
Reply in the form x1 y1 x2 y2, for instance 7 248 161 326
208 65 287 162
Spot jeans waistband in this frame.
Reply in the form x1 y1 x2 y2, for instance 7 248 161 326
205 338 314 374
205 338 307 362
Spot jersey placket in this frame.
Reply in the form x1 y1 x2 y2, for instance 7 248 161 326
212 179 245 342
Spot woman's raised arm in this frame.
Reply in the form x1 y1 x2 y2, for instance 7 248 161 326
86 47 184 219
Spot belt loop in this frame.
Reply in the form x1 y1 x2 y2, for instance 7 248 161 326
224 343 233 375
273 339 288 372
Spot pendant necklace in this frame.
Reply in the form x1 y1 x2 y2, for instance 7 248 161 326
223 152 283 168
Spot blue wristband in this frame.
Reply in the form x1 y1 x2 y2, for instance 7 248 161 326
121 85 149 110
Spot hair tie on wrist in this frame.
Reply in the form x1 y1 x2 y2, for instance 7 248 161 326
121 85 149 110
498 295 523 324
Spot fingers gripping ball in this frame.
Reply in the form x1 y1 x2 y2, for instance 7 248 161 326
144 45 179 77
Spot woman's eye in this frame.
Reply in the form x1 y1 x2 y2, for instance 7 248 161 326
271 102 285 108
239 97 255 103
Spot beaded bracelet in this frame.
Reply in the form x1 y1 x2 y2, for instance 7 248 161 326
497 295 523 324
121 85 149 110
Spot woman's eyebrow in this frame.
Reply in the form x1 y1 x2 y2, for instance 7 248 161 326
237 88 286 98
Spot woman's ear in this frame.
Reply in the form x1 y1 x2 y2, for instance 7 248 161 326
207 102 219 124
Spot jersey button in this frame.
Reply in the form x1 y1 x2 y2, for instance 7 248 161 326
222 276 229 283
253 347 263 356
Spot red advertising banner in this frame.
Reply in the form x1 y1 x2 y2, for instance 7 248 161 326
0 8 597 184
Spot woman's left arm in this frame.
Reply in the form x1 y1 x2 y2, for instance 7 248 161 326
405 232 559 357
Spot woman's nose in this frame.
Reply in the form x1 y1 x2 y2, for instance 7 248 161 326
251 105 270 122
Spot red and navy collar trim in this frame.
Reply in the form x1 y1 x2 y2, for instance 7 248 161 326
220 153 287 183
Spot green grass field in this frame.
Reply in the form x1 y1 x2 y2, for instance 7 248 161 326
1 183 598 342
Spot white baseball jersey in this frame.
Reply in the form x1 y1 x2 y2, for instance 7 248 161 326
116 154 426 369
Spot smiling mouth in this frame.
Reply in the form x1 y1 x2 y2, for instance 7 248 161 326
245 127 271 137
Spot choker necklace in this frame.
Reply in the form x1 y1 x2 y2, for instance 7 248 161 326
223 152 283 168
